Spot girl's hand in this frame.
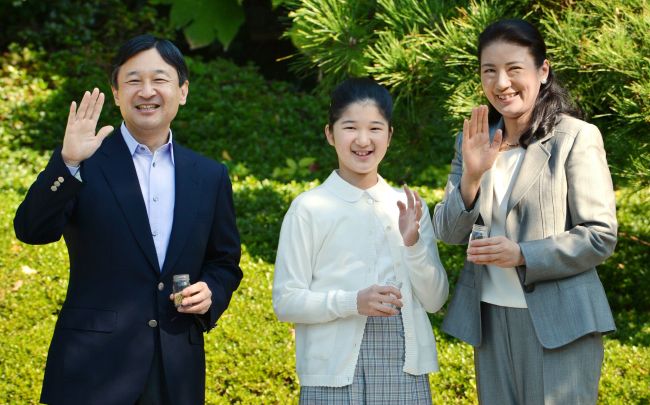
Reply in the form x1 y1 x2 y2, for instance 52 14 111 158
397 185 422 247
357 285 402 316
461 105 502 182
467 236 525 268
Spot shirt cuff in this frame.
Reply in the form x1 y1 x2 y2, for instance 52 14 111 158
454 183 479 212
404 236 428 257
337 290 360 317
66 164 82 181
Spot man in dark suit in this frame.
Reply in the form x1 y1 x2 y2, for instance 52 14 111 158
14 34 243 405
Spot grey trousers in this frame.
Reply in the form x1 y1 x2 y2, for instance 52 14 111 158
475 302 604 405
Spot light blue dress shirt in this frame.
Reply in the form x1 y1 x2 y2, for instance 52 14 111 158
66 123 175 269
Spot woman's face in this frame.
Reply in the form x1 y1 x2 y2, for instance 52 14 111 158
480 41 549 127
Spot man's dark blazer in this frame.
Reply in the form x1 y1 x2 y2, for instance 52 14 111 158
14 128 243 405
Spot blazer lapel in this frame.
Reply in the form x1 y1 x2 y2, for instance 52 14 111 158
99 130 160 272
507 134 552 214
161 143 200 274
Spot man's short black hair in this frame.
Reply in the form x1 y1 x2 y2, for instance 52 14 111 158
111 34 188 88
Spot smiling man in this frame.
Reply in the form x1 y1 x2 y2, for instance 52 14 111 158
14 35 243 405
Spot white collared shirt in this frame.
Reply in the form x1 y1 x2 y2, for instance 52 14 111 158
481 147 527 307
65 124 176 270
273 171 449 387
120 123 175 270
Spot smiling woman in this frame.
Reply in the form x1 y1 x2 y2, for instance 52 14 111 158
433 19 617 405
479 41 548 148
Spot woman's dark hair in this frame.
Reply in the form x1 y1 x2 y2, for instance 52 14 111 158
111 34 188 89
328 77 393 128
478 19 580 147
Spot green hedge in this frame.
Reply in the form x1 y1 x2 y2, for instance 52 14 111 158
3 180 649 403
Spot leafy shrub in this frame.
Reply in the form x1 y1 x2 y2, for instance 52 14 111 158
285 0 650 188
0 191 69 403
1 0 171 53
172 58 331 181
539 0 650 189
4 180 649 403
599 188 650 320
600 339 650 404
0 0 173 153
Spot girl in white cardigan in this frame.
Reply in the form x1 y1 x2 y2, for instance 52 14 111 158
273 78 449 404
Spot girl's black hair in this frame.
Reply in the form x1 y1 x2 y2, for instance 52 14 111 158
111 34 188 89
328 78 393 127
478 19 580 147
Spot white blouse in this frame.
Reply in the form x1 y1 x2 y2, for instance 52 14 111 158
481 147 528 308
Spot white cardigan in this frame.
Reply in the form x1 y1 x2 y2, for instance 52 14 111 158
273 171 449 387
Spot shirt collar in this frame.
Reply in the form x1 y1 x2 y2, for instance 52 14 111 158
323 170 393 203
120 122 175 165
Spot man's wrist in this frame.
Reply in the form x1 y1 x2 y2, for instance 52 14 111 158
63 158 81 167
61 149 81 167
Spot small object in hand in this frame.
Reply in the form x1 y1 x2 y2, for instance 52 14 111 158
173 274 190 308
384 277 403 310
469 224 488 243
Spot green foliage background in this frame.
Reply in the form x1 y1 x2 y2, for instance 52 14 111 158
0 0 648 403
286 0 650 190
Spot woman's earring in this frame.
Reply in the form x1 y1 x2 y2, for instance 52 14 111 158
541 78 548 85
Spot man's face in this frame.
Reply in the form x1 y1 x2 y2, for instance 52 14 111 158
111 48 188 139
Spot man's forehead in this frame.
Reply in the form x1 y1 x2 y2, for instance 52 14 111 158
118 49 177 77
123 68 173 77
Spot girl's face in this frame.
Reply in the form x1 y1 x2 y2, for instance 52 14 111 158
480 41 549 129
325 101 392 189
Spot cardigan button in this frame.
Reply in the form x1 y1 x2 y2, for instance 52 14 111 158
148 320 158 328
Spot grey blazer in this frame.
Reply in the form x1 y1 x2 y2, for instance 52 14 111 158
434 115 617 349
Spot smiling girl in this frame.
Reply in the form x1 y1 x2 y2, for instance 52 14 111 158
273 78 448 404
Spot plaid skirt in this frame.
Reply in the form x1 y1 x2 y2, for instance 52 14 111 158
299 313 432 404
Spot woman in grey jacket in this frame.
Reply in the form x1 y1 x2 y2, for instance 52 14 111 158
433 19 617 405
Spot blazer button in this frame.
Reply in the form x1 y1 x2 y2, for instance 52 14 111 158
524 284 535 293
148 320 158 328
158 282 164 291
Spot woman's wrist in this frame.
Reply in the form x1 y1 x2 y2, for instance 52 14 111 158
459 176 481 210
